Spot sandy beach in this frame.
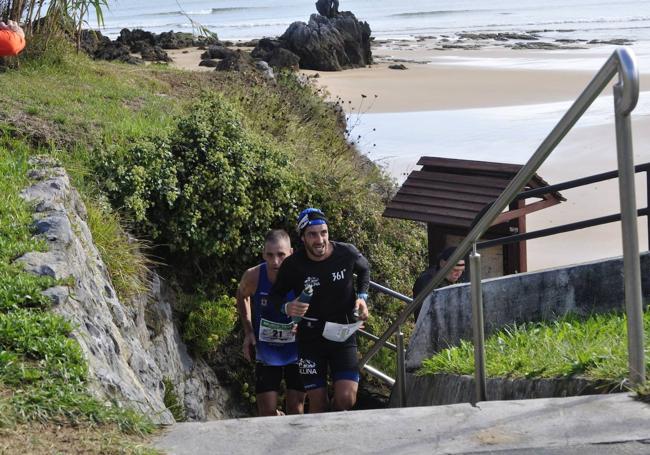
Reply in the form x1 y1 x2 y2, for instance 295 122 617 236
169 42 650 271
306 42 650 271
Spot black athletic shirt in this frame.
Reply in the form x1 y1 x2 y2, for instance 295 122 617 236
270 241 370 342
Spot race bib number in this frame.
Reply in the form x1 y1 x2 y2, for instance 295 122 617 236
259 319 295 344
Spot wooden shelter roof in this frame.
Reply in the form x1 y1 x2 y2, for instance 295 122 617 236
383 157 565 231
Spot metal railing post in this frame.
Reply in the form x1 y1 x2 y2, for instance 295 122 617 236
613 51 645 385
470 244 487 403
396 326 407 407
646 170 649 250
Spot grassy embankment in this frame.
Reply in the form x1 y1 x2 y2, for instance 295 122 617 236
0 144 157 452
0 44 190 453
420 312 650 395
0 39 427 450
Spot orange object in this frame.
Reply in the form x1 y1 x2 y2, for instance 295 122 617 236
0 30 25 56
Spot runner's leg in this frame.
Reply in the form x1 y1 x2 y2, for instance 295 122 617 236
298 342 328 413
330 339 360 411
255 363 283 416
306 387 329 413
284 363 306 414
257 391 280 416
332 379 358 411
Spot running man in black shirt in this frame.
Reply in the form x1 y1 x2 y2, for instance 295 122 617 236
270 208 370 412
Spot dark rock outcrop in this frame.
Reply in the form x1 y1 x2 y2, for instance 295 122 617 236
315 0 339 18
251 38 300 69
82 28 219 64
201 45 236 60
215 50 257 72
94 41 143 64
588 38 633 46
140 45 172 62
78 30 141 64
458 32 539 41
79 29 111 55
511 41 566 50
116 28 171 62
117 28 156 48
157 31 195 49
280 11 372 71
199 59 220 68
236 39 259 48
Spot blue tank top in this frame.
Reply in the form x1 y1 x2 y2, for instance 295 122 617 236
253 263 298 366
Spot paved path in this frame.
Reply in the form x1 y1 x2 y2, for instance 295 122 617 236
154 393 650 454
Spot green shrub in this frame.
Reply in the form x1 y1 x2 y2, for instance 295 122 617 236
183 295 237 355
97 93 301 281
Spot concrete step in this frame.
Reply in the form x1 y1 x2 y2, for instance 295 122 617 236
154 393 650 454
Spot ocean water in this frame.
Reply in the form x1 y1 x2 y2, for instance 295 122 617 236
96 0 650 43
352 92 650 179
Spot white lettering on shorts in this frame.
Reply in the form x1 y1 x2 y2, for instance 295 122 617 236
298 358 317 375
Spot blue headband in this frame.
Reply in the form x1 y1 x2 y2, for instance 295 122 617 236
296 208 327 233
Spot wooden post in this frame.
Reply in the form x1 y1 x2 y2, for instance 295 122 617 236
427 224 447 269
517 199 528 272
503 202 521 274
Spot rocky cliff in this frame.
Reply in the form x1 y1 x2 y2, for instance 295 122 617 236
15 157 241 424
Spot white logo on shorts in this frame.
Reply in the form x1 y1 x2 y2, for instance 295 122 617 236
299 358 317 375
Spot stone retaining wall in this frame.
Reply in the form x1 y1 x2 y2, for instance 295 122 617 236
16 157 242 423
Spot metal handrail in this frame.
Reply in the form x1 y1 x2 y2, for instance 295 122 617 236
355 280 409 403
360 47 645 390
475 162 650 249
470 163 650 233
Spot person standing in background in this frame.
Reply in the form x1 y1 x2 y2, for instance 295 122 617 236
0 20 25 56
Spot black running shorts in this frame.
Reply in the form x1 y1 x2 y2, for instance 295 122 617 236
298 337 360 390
255 363 305 394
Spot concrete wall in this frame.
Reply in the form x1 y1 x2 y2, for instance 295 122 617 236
390 373 615 408
406 253 650 372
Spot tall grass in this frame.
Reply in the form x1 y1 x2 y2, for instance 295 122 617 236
420 312 650 384
85 198 153 300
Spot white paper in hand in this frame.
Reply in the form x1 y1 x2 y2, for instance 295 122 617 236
322 321 363 342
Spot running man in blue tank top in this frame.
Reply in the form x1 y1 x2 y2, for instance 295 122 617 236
236 229 305 416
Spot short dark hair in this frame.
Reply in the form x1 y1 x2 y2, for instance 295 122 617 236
438 246 459 263
265 229 290 245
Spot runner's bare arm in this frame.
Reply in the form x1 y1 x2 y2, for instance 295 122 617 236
236 267 258 362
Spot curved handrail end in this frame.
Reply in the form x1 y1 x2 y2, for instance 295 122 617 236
614 47 639 115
